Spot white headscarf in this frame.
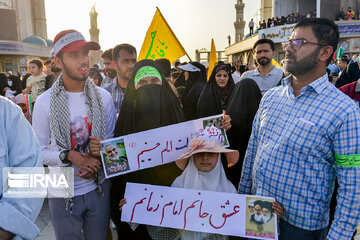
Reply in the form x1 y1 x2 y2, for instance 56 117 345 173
171 155 236 240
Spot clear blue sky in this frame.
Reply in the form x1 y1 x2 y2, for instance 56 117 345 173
45 0 260 61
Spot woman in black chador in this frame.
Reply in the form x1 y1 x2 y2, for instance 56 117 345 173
197 64 235 118
178 62 207 120
226 78 262 187
111 59 185 239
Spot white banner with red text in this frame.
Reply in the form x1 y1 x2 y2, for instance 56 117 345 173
121 182 278 240
100 114 229 178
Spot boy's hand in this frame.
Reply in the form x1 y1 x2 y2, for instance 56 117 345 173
89 136 102 157
119 198 127 211
68 151 101 173
76 170 97 179
272 201 284 220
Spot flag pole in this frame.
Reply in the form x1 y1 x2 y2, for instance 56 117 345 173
156 7 192 62
185 53 192 62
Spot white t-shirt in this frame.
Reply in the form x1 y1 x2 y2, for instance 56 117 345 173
232 71 241 84
33 86 116 196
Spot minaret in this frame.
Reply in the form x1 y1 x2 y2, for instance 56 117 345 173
234 0 246 43
33 0 48 39
89 4 102 67
89 5 99 43
260 0 273 22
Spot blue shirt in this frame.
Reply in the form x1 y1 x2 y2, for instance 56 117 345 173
0 96 44 239
240 66 283 95
105 77 125 116
327 63 339 74
238 74 360 240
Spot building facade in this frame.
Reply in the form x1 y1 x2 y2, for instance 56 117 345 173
195 48 228 63
226 0 360 65
0 0 51 75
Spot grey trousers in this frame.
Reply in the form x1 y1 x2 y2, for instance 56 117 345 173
48 180 110 240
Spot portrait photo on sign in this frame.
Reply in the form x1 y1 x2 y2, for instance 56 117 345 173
245 197 277 239
101 139 130 177
202 116 228 146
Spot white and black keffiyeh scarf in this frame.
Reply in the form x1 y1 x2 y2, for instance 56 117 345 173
50 74 106 211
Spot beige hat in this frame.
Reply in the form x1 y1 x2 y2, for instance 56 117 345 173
176 137 239 170
14 94 26 104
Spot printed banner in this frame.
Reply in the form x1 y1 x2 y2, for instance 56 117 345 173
258 24 296 43
121 182 278 240
100 114 229 178
337 21 360 36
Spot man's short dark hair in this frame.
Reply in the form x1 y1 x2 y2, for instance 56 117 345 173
174 62 181 67
101 48 113 60
112 44 137 62
339 55 349 64
253 39 275 51
44 59 51 65
294 18 339 65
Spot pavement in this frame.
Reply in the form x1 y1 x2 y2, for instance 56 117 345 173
35 199 118 239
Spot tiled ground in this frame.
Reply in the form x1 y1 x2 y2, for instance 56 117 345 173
35 199 118 240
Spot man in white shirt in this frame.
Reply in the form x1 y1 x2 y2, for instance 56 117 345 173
249 19 255 36
33 29 116 240
232 59 242 84
240 39 283 95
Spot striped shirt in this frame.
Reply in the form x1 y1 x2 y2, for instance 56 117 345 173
104 77 125 116
238 73 360 240
240 66 283 95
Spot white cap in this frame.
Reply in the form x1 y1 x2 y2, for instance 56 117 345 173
178 63 200 72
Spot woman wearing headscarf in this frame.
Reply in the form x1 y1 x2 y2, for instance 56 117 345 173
178 62 207 120
89 67 103 86
0 73 23 97
173 71 186 88
0 73 10 96
8 74 24 95
111 59 185 239
197 64 235 118
335 61 360 88
225 78 262 187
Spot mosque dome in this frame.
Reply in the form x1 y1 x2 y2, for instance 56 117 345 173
45 39 54 47
23 36 47 47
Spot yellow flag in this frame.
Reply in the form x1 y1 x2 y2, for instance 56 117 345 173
138 8 186 64
272 58 281 68
207 39 217 80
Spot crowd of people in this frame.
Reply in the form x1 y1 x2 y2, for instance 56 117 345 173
1 17 360 240
336 7 357 21
249 10 317 34
248 6 356 37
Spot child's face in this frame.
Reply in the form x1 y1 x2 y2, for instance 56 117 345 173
28 63 42 76
193 152 219 172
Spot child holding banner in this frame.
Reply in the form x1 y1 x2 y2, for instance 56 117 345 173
120 130 284 239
